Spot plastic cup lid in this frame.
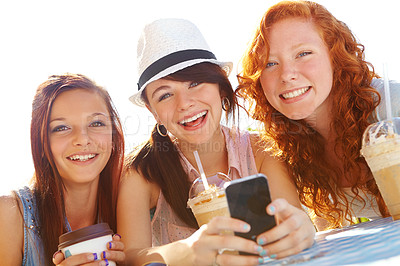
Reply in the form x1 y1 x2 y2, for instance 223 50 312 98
58 223 113 250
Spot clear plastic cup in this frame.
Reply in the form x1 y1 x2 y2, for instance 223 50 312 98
361 117 400 220
187 173 231 227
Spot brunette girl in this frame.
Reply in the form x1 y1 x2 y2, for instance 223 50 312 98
118 18 315 265
0 73 125 265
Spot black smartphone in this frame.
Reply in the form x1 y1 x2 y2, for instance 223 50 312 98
225 174 276 243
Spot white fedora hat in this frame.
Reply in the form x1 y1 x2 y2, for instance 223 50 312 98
129 18 233 107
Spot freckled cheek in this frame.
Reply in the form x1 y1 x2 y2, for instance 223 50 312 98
260 81 275 101
312 65 333 95
309 59 333 80
260 73 276 94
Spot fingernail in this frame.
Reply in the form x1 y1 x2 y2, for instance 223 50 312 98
255 245 263 253
93 253 98 260
113 233 122 239
260 249 267 257
270 254 277 259
102 251 107 259
258 257 264 264
243 224 250 231
99 260 109 266
108 241 112 249
269 205 276 214
52 250 61 259
257 238 266 245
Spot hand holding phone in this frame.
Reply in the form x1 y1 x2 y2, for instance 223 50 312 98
225 174 276 242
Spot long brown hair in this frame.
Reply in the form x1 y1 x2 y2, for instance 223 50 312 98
30 73 124 264
125 62 236 228
237 0 389 228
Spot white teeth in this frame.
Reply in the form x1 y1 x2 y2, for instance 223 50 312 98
69 154 96 161
282 87 310 99
179 111 207 124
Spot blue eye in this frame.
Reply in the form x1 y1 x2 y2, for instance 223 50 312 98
189 82 200 88
266 62 277 68
52 125 69 133
298 51 312 57
159 92 172 102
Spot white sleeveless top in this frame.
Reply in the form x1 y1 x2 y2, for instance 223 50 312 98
341 188 381 220
337 79 399 223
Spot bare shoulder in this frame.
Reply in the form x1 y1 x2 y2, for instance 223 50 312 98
248 131 263 158
247 132 301 207
0 194 23 221
120 167 147 185
120 168 157 193
119 167 159 208
0 194 24 263
117 167 159 253
248 130 262 150
249 134 289 179
248 131 276 170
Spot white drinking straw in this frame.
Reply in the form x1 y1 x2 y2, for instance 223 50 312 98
193 150 210 190
383 63 392 120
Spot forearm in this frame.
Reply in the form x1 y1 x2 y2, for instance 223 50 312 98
125 240 192 266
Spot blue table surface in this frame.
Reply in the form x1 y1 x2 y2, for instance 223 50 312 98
261 217 400 265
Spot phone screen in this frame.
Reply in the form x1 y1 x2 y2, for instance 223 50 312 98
225 174 276 242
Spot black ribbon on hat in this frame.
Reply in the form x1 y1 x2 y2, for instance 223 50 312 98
137 49 216 91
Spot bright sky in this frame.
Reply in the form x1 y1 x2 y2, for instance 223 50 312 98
0 0 399 195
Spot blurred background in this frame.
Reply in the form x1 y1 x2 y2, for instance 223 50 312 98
0 0 399 195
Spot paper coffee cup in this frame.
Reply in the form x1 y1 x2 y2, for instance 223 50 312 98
58 223 116 266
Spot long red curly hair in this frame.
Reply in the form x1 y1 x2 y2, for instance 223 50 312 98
237 0 389 229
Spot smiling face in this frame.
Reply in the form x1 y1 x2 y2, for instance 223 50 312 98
145 79 223 145
260 18 333 121
49 89 113 186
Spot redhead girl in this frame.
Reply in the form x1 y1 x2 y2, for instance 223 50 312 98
117 18 315 266
237 0 400 231
0 74 125 265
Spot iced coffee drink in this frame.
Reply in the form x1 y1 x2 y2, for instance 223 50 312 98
361 117 400 220
187 173 239 255
187 173 230 226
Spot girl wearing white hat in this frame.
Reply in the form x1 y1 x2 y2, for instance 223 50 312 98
117 18 315 265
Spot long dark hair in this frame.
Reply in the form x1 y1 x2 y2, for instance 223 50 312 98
30 73 124 264
237 0 388 228
125 62 235 228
